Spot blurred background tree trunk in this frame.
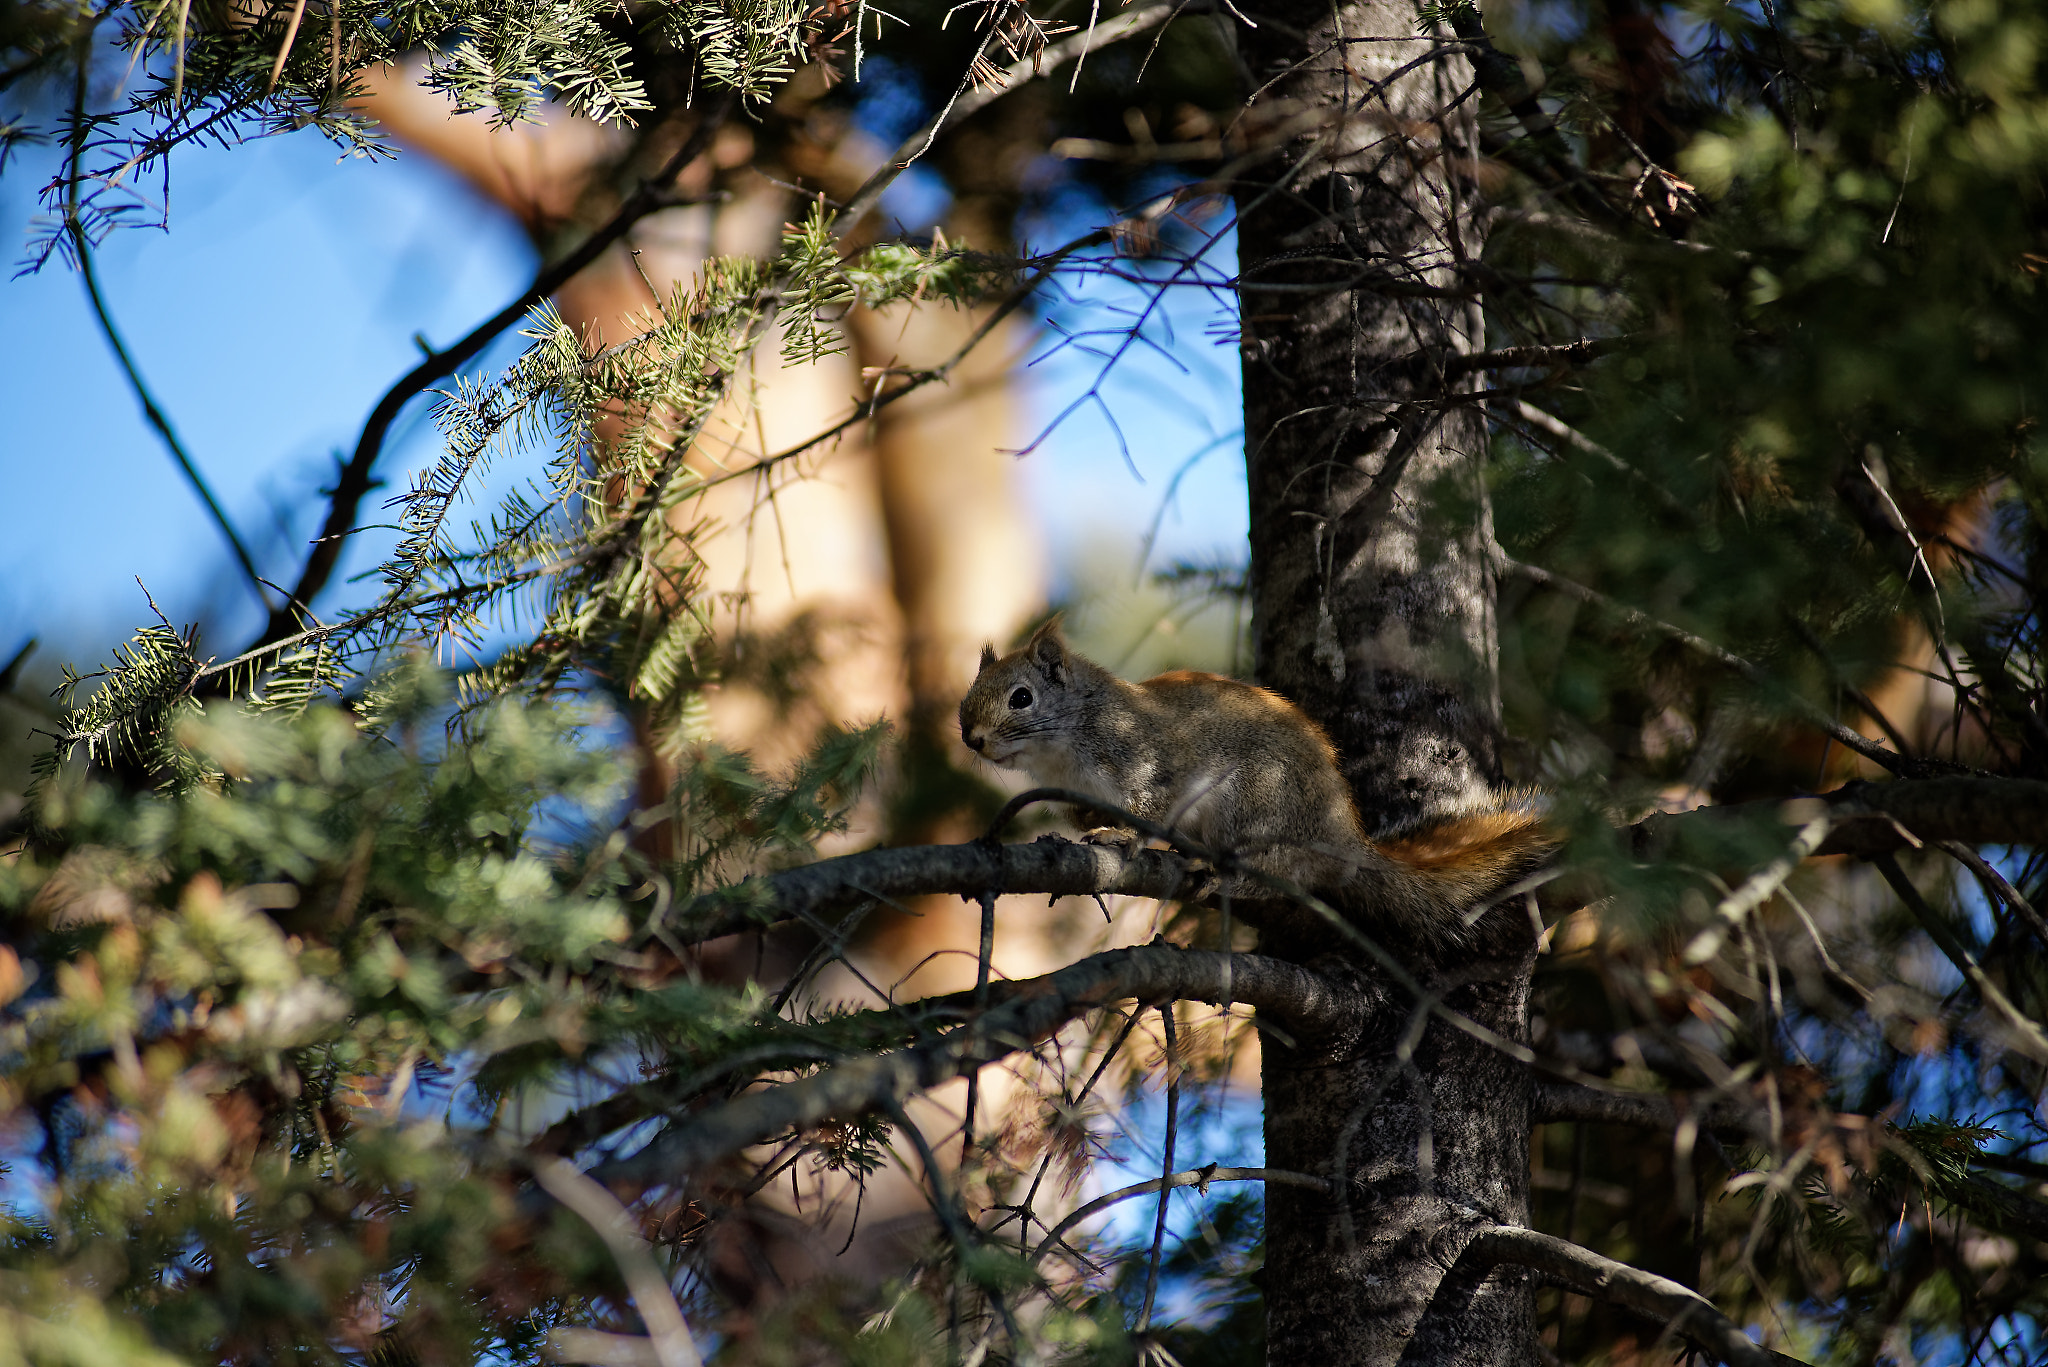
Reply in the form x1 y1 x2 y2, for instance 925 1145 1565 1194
355 67 1055 1294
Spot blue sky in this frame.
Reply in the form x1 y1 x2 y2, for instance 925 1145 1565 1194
0 108 1249 680
0 130 537 660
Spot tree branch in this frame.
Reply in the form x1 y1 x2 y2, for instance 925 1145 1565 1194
73 230 269 612
532 1159 702 1367
1628 777 2048 865
838 0 1180 225
586 945 1365 1190
681 773 2048 953
254 91 738 651
257 0 1186 655
1942 1169 2048 1244
702 230 1107 489
670 834 1205 944
1437 335 1629 377
1531 1080 1754 1135
1870 852 2048 1062
1440 1226 1788 1367
1532 1085 2048 1243
1027 1166 1336 1267
1501 556 1940 778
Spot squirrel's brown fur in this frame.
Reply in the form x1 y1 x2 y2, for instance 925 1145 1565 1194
958 620 1553 946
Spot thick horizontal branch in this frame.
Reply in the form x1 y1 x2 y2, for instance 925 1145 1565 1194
682 774 2048 954
672 836 1204 944
587 945 1362 1190
1448 1227 1785 1367
1531 1080 1756 1135
1943 1168 2048 1243
1816 777 2048 855
1630 776 2048 863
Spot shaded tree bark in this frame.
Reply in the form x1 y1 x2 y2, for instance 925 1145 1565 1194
1231 3 1532 1362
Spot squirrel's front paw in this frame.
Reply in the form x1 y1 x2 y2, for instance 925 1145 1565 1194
1080 826 1143 857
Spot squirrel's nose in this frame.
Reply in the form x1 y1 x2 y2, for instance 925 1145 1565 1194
964 731 984 752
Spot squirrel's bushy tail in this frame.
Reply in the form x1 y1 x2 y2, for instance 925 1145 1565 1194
1353 798 1558 946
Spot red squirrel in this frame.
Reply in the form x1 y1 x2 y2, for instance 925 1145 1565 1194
958 620 1553 946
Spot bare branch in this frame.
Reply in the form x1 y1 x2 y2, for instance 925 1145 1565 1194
1628 776 2048 872
1681 812 1833 966
1870 852 2048 1062
1937 838 2048 954
1137 1003 1178 1331
670 834 1203 944
586 945 1366 1189
1445 1226 1789 1367
532 1159 703 1367
1027 1165 1337 1267
252 92 739 652
1530 1081 1755 1135
72 228 268 612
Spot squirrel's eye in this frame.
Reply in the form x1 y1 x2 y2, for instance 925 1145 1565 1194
1008 687 1033 710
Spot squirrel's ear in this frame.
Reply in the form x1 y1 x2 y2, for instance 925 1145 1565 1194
1028 617 1068 680
978 643 997 673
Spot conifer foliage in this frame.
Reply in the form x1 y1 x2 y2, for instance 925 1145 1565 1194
15 0 2048 1358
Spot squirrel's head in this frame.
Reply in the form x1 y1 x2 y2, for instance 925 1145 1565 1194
958 618 1076 768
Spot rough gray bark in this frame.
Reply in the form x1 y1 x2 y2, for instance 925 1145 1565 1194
1235 2 1498 834
1230 2 1534 1362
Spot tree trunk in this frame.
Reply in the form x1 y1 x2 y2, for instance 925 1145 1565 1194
1231 3 1535 1362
